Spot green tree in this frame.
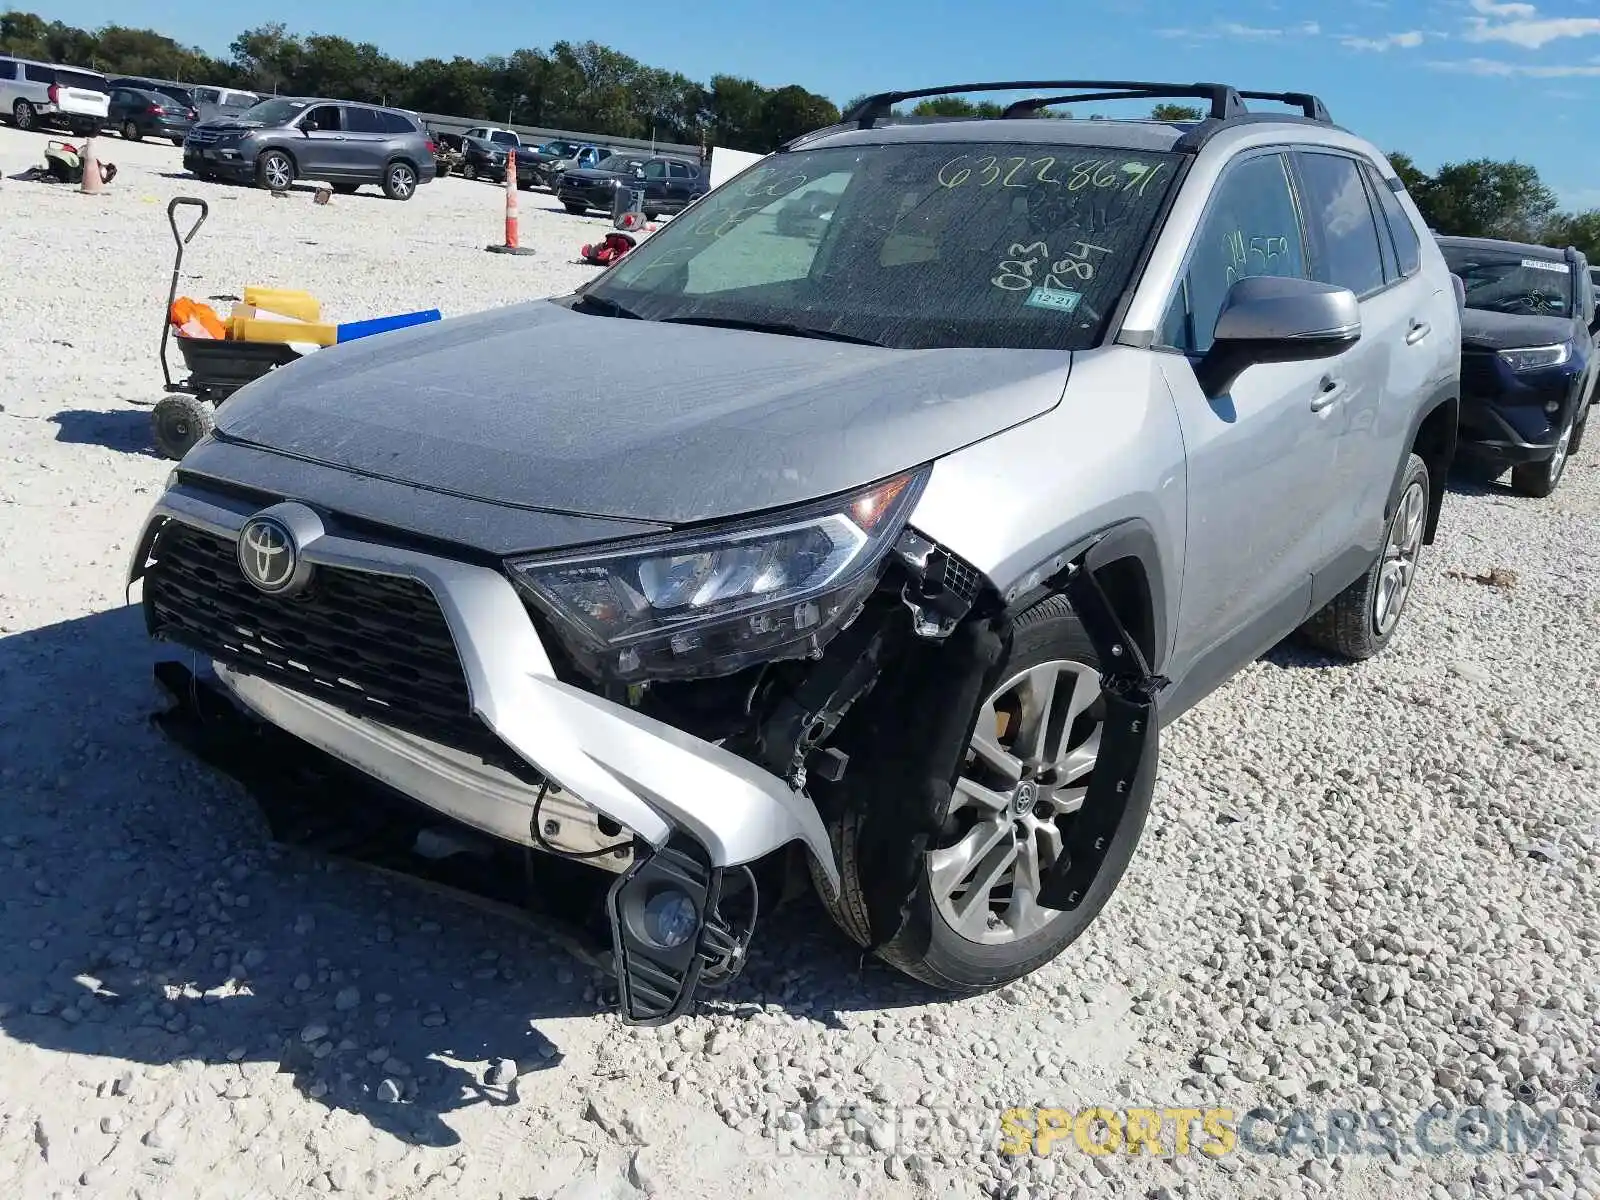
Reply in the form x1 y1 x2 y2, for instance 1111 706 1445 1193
1150 103 1203 121
760 84 840 146
912 96 1005 118
1423 159 1557 242
1384 151 1432 196
1543 210 1600 261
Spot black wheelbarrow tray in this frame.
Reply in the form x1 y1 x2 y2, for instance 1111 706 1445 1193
151 196 304 460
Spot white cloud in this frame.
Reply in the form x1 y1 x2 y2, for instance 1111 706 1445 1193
1156 20 1321 40
1462 1 1600 49
1428 55 1600 75
1341 30 1426 50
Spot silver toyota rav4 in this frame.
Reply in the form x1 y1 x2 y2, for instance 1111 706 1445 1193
129 80 1462 1024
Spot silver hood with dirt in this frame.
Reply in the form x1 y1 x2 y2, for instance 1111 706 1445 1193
211 297 1074 526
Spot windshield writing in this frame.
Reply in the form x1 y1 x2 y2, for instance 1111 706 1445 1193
584 142 1179 351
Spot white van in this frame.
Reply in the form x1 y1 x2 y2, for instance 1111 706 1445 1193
189 85 261 125
0 56 111 134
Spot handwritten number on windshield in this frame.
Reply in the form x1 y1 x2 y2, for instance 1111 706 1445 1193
939 155 1165 196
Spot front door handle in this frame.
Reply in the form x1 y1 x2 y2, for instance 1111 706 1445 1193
1310 376 1345 412
1405 319 1431 345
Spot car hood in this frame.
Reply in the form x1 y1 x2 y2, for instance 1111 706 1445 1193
564 168 622 183
212 298 1073 525
1460 309 1574 351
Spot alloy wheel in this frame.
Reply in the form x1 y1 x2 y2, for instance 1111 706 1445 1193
1374 478 1426 636
390 165 415 198
263 155 292 190
14 100 34 130
930 659 1103 944
1547 411 1574 487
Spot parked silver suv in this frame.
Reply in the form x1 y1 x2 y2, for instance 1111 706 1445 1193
131 80 1461 1025
183 96 436 200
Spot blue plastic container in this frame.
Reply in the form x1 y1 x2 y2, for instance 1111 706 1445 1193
335 309 442 344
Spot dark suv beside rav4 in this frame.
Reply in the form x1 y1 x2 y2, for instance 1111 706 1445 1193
1438 235 1600 496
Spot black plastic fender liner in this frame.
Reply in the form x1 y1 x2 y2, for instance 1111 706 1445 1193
1036 565 1167 910
836 614 1012 953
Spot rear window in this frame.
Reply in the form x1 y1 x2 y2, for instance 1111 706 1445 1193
588 140 1181 351
1440 245 1574 317
54 68 109 92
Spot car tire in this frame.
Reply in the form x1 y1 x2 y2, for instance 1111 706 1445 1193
1510 407 1576 498
563 201 587 214
123 120 142 142
813 595 1154 992
1568 403 1589 457
151 395 216 461
170 137 185 146
1300 452 1429 660
13 99 36 131
256 150 295 191
383 161 417 201
461 162 477 181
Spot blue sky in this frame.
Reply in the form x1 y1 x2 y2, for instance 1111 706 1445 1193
43 0 1600 207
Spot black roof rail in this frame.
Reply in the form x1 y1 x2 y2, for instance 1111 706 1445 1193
1236 90 1331 122
842 81 1250 127
839 80 1334 129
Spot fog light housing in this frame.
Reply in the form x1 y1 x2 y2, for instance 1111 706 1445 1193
1546 400 1561 414
641 888 697 950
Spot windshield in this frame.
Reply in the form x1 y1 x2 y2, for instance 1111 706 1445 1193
1441 246 1574 317
542 141 579 156
241 98 307 125
582 141 1179 351
597 155 644 173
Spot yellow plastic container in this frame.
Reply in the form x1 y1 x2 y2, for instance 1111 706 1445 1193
234 317 338 347
243 287 321 323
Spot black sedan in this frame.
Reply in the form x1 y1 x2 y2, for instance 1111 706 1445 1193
1438 235 1600 497
457 136 508 183
556 154 705 218
107 85 197 145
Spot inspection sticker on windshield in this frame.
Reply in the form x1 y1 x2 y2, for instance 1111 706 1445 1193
1024 287 1082 314
1522 258 1569 273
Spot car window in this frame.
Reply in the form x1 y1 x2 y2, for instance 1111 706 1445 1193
668 162 693 180
25 64 52 83
193 87 217 104
591 141 1182 352
302 105 343 133
643 160 669 180
1438 245 1573 317
0 60 14 81
345 106 385 134
1365 165 1422 279
379 111 414 135
1294 152 1387 299
1161 152 1308 354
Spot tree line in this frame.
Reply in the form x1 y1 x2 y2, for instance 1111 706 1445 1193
5 10 1597 258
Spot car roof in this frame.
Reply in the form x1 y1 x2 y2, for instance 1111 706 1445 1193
1436 235 1567 261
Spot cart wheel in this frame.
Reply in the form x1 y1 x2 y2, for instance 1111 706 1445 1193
151 395 216 460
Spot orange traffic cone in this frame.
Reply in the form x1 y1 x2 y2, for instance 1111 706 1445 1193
79 136 105 194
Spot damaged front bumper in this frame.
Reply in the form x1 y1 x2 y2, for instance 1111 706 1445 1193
128 485 840 1024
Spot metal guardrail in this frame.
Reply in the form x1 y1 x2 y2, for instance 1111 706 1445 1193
414 110 702 158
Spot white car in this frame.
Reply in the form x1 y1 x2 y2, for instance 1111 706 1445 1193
0 56 110 135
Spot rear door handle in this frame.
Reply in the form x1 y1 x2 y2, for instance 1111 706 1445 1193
1405 320 1431 345
1310 376 1345 412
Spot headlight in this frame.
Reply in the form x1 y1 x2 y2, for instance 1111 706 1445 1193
1498 343 1571 372
507 470 927 681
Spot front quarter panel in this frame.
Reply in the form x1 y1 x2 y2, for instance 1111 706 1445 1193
908 346 1188 671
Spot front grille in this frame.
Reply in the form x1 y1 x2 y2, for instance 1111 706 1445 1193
187 128 218 145
143 521 528 774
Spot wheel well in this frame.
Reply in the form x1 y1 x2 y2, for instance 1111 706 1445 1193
1409 397 1458 544
386 156 417 173
1089 556 1157 669
260 146 296 172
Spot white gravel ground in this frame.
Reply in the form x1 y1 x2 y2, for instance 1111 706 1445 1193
2 125 1599 1200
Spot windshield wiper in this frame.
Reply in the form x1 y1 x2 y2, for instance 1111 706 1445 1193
657 315 885 346
569 293 642 320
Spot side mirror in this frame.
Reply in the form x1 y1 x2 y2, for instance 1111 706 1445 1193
1195 275 1361 399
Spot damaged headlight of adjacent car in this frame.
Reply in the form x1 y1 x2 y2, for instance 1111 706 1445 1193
507 469 927 681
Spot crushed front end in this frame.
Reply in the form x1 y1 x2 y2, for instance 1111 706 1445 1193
127 464 988 1024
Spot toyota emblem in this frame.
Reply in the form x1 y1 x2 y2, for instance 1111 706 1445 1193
237 515 302 595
